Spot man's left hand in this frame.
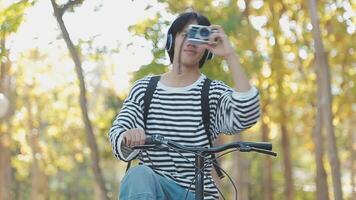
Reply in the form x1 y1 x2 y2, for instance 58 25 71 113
201 25 235 59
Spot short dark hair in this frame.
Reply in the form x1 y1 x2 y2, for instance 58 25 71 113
166 11 211 68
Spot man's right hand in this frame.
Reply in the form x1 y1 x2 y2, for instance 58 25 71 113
122 128 146 148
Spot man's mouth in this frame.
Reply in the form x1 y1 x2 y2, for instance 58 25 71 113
183 49 197 55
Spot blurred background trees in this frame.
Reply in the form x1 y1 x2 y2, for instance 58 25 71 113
0 0 355 199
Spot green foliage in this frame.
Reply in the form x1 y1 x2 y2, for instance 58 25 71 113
0 0 31 34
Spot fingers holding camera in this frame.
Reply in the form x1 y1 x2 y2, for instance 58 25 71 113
210 25 225 34
208 33 222 45
199 26 234 57
209 25 228 45
123 128 146 148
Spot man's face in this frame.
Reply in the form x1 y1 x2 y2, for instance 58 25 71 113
173 20 207 68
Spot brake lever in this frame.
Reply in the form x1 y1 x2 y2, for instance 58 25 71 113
250 147 277 156
132 144 157 150
132 144 170 151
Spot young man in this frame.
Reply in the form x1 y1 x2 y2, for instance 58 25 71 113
109 11 260 200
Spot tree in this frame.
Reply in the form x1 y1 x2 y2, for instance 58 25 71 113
261 102 273 200
312 61 330 200
0 1 31 199
308 1 343 199
266 1 295 199
49 0 109 199
23 83 49 200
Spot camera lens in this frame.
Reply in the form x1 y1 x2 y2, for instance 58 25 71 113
199 27 210 37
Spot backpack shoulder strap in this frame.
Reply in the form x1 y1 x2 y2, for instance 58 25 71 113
201 77 225 179
201 78 212 139
143 75 161 127
125 75 160 173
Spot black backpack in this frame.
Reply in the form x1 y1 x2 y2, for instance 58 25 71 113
126 75 224 179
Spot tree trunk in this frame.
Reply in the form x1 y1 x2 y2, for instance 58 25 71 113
261 115 273 200
49 1 109 199
280 122 294 200
308 1 343 199
313 76 330 200
0 32 13 200
0 131 12 200
24 90 49 200
350 119 356 200
268 1 295 198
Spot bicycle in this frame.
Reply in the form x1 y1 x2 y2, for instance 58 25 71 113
132 134 277 200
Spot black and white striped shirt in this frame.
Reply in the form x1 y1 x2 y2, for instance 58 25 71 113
109 74 260 200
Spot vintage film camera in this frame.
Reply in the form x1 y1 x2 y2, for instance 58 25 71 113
187 24 217 45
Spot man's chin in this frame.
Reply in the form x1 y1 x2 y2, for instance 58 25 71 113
180 61 200 68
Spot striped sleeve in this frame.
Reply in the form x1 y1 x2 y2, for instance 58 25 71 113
108 77 149 161
211 80 261 135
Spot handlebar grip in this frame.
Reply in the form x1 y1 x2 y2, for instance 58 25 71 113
145 134 165 145
131 136 163 150
145 136 154 144
240 141 272 151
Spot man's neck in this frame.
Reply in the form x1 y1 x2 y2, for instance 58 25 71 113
161 63 201 87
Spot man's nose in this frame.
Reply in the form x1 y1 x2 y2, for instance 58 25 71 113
186 42 197 48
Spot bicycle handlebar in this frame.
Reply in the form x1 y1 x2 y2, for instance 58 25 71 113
132 134 277 157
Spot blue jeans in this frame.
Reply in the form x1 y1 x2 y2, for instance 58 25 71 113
119 165 195 200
